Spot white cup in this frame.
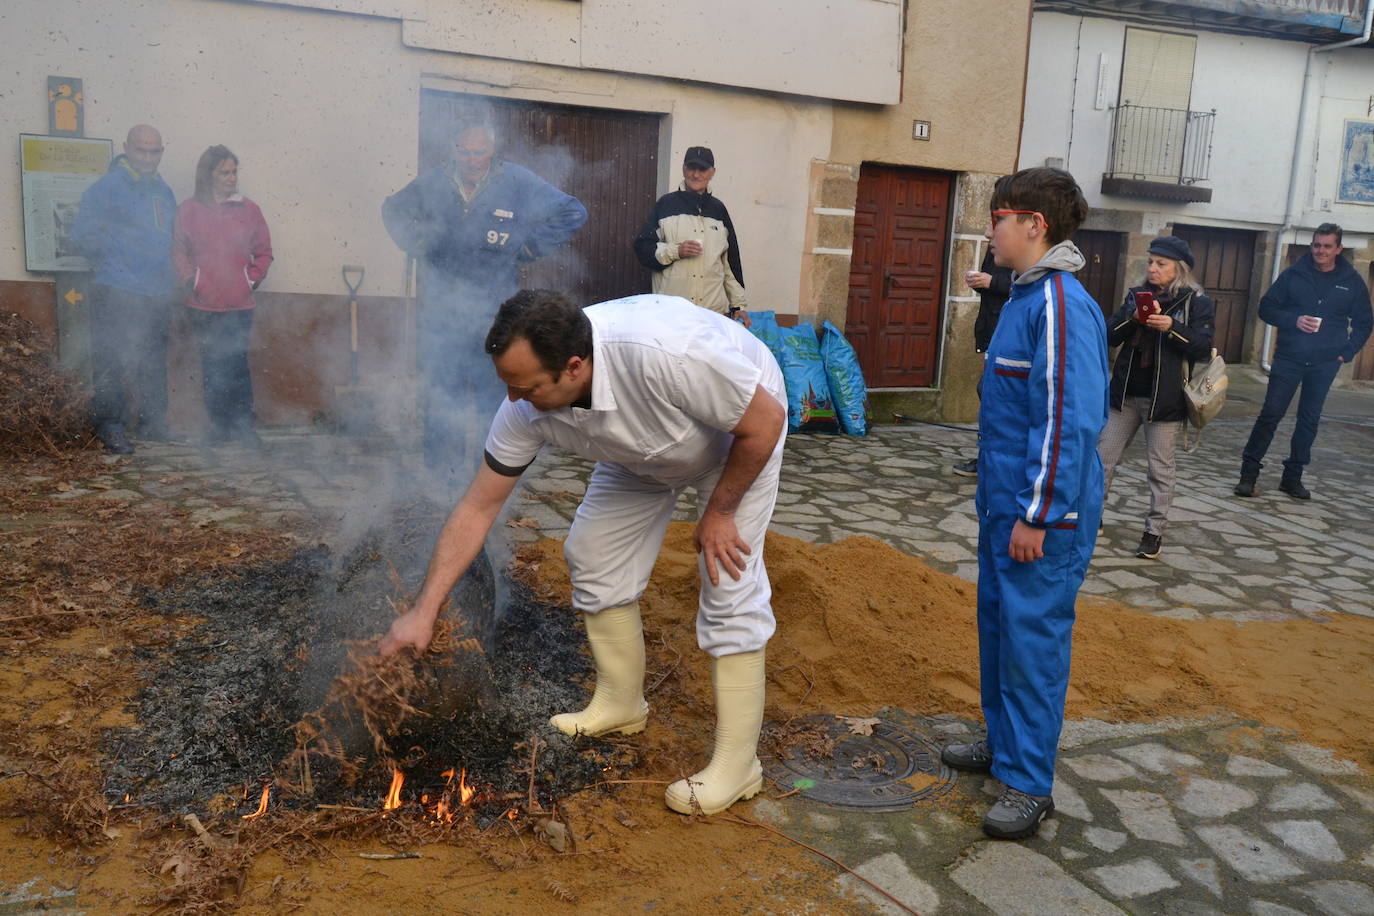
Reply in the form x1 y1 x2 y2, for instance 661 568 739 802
1312 316 1323 331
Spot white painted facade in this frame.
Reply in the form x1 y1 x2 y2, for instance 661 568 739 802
1020 10 1374 243
0 0 902 311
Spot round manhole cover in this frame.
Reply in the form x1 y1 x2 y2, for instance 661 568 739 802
760 714 956 811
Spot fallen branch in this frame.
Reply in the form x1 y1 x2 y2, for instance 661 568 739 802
358 851 421 860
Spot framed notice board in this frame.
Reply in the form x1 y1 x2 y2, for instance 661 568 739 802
20 133 112 272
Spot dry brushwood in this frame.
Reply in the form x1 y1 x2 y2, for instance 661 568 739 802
0 311 94 457
4 751 113 849
279 604 479 796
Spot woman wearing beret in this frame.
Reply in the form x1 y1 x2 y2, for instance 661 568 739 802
1098 236 1215 559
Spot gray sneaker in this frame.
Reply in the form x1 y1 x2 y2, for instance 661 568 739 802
940 739 993 772
983 787 1054 839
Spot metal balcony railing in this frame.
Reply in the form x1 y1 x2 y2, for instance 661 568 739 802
1106 103 1216 185
1262 0 1364 15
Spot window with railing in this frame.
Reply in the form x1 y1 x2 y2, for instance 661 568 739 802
1106 103 1216 185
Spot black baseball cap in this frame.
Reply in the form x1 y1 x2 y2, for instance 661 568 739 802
684 146 714 169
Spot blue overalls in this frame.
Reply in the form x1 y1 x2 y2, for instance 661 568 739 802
382 161 586 482
975 266 1109 796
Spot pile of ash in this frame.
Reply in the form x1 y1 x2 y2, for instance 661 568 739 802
104 506 619 820
0 311 93 456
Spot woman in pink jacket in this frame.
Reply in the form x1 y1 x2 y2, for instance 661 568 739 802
173 145 273 446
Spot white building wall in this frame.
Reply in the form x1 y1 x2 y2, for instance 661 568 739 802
0 0 835 311
1019 11 1374 238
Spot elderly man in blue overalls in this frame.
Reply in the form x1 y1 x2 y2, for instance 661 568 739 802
383 123 587 485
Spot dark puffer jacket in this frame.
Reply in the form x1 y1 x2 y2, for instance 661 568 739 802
1260 253 1372 364
1107 285 1215 423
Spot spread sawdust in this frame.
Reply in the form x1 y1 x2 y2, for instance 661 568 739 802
5 505 1374 913
518 522 1374 770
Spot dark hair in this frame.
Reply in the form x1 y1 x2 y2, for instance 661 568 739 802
989 167 1089 245
193 145 238 203
484 289 592 378
1313 223 1343 246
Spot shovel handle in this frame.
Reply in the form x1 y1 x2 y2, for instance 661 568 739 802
350 299 358 353
342 264 365 297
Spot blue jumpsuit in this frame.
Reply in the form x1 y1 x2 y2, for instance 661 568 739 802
975 263 1108 797
382 161 587 480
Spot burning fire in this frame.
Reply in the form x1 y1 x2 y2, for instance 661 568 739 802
241 784 270 820
382 766 405 810
379 765 485 823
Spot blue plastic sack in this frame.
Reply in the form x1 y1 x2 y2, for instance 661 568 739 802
747 309 787 370
777 322 839 434
819 320 870 437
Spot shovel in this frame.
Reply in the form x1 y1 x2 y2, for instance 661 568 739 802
342 265 365 385
334 265 375 435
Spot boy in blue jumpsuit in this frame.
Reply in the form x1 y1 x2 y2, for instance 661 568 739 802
941 168 1109 839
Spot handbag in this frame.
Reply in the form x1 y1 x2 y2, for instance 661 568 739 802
1178 292 1227 451
1184 348 1228 429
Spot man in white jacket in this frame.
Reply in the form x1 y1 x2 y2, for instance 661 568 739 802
381 289 786 817
634 147 750 324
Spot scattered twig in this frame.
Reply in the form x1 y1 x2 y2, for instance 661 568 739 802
720 813 921 916
358 851 421 860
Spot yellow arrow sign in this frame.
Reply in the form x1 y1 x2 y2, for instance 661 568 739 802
63 288 83 306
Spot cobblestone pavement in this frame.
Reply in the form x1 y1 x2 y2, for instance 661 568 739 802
23 366 1374 914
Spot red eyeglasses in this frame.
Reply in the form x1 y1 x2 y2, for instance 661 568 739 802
990 209 1049 231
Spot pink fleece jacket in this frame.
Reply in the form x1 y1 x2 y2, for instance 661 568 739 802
173 196 273 312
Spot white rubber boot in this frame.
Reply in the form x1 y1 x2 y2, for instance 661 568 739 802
664 649 765 815
549 603 649 737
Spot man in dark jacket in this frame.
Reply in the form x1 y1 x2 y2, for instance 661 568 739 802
70 124 177 454
952 248 1014 476
382 123 587 484
1236 224 1372 499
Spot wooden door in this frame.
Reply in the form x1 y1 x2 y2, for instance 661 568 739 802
1356 265 1374 381
419 91 660 305
1172 224 1257 362
1073 229 1125 317
845 166 951 388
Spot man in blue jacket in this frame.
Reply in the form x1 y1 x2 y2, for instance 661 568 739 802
939 168 1109 840
71 124 177 454
383 123 587 484
1236 223 1372 500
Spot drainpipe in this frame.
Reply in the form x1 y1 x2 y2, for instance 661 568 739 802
1263 2 1374 371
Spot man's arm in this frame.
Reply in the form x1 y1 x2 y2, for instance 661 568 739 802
520 179 587 262
633 205 673 272
381 176 432 257
721 208 748 309
1257 271 1300 330
695 385 786 585
379 464 520 655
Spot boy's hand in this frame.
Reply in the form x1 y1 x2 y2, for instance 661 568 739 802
1009 520 1046 563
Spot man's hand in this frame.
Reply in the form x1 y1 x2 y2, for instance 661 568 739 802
379 609 437 657
695 508 751 586
1009 520 1046 563
1297 315 1322 333
731 309 752 328
678 240 703 258
966 271 992 290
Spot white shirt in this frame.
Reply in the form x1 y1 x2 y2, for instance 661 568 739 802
484 294 785 485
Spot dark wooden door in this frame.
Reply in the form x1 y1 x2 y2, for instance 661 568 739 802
845 166 951 388
418 91 660 305
1173 224 1257 362
1072 229 1125 318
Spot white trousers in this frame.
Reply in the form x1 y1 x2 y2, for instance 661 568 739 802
562 444 783 658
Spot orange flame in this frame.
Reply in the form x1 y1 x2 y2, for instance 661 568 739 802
382 767 404 811
241 784 270 820
458 769 474 807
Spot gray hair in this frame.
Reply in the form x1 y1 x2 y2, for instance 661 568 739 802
456 122 497 147
1156 258 1203 299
